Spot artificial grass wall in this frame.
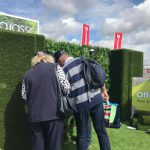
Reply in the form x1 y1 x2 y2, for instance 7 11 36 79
46 39 111 88
109 49 143 121
0 30 45 150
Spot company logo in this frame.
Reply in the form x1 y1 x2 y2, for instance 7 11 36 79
137 91 150 98
0 21 31 33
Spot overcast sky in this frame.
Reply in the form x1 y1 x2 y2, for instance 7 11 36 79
0 0 149 65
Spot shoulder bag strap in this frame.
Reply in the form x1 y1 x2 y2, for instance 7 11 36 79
54 63 63 97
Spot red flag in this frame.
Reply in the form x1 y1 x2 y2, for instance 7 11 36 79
114 32 122 50
81 24 90 46
147 69 150 73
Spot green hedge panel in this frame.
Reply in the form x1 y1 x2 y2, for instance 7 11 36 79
0 30 45 150
109 49 143 121
45 39 110 88
35 34 45 51
0 31 144 148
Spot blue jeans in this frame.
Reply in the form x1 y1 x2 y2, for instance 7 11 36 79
87 118 92 146
74 103 111 150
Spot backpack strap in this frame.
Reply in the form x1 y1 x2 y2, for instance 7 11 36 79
81 57 94 102
81 57 91 90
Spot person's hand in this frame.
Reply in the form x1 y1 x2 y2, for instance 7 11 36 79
101 84 109 100
101 90 109 100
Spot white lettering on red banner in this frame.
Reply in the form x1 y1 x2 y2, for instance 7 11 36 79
114 32 123 50
81 24 90 46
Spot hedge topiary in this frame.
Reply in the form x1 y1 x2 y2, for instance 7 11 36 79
0 30 144 149
45 39 111 88
109 49 143 121
0 30 45 150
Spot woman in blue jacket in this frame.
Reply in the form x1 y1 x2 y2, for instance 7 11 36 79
21 51 70 150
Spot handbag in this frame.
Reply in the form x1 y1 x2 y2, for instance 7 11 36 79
103 101 121 128
55 64 72 117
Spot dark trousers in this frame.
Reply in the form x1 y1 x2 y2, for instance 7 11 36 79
30 119 64 150
74 103 111 150
86 117 92 146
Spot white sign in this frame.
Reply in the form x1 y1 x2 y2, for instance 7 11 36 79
0 12 39 34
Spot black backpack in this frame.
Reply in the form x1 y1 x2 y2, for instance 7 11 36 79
81 58 106 90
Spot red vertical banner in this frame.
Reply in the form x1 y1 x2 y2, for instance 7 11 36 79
114 32 123 50
147 69 150 73
81 24 90 46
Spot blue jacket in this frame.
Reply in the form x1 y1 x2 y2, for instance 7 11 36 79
23 62 60 122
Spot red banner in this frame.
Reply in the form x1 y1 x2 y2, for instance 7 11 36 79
81 24 90 46
114 32 122 50
147 69 150 73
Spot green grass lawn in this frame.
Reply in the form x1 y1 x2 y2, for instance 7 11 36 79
63 124 150 150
